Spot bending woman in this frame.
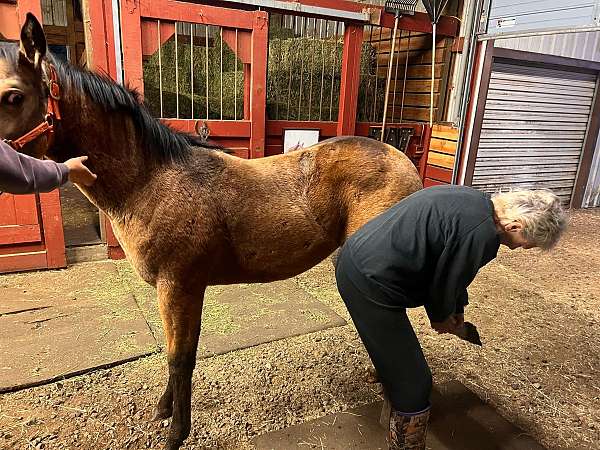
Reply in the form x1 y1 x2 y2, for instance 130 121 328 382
335 185 567 449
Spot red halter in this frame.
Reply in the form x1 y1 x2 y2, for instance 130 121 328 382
3 64 62 152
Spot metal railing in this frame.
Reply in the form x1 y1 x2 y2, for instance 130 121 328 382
267 13 345 121
142 20 245 120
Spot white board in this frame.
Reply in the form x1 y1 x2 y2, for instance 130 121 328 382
283 129 320 153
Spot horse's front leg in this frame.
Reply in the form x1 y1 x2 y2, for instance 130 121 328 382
154 279 205 450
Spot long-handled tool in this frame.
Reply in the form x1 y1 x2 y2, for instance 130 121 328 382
380 1 418 142
421 0 450 126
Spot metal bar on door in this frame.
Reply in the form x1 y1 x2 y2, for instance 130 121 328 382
191 23 195 119
175 22 179 118
329 21 339 121
235 29 238 120
298 16 307 120
206 25 210 119
158 19 164 117
319 20 326 121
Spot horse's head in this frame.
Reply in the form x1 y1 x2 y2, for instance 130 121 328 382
0 13 57 158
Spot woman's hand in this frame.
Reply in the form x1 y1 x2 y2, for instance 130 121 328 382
431 313 464 335
65 156 97 186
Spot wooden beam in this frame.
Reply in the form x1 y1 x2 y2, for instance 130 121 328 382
337 23 363 136
163 119 251 137
121 0 144 94
0 225 41 245
380 12 460 37
81 0 117 76
249 11 268 158
39 191 66 269
139 0 256 30
0 251 47 274
0 3 20 40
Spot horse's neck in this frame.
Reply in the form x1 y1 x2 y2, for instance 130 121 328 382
54 88 153 215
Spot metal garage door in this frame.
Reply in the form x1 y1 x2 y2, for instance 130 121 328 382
472 62 598 204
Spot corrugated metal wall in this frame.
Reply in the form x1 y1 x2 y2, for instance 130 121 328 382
472 62 597 204
486 0 599 35
583 135 600 207
495 31 600 62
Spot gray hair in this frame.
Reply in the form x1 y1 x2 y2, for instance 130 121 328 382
491 189 568 250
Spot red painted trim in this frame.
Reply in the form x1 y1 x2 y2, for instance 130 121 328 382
222 29 252 64
380 12 459 37
0 252 47 274
13 195 38 224
419 125 432 179
266 121 338 137
85 0 117 261
0 3 20 40
337 24 363 136
244 64 251 120
0 242 45 257
121 0 144 94
425 165 453 183
108 246 126 260
424 178 445 188
163 119 251 137
39 191 66 269
16 0 41 24
139 0 256 30
0 225 41 244
141 20 174 58
102 213 123 260
249 11 268 158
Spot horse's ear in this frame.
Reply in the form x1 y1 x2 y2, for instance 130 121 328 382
19 13 47 69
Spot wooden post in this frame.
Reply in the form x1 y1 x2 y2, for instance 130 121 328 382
249 11 268 158
39 191 66 269
121 0 144 94
337 24 363 136
81 0 123 258
81 0 117 75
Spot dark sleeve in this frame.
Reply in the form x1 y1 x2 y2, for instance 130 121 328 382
0 140 69 194
424 224 497 323
455 290 468 314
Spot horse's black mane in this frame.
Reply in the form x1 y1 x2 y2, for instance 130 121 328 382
0 41 222 163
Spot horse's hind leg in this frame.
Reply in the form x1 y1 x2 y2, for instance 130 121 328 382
155 280 205 450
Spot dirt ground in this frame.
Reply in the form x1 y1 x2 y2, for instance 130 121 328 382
0 209 599 450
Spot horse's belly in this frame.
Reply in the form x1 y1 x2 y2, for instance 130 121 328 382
211 217 338 284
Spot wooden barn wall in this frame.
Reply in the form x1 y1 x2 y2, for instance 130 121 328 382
424 124 458 187
364 28 453 123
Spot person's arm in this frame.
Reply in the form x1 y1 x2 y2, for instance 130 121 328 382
424 224 497 324
0 141 97 194
0 140 68 194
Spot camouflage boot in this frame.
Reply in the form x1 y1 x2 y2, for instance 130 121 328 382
388 407 430 450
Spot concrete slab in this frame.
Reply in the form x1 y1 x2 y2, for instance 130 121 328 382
0 262 157 392
252 381 546 450
198 280 346 358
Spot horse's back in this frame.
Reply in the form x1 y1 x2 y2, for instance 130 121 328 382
301 135 423 237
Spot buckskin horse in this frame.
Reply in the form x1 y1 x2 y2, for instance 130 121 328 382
0 14 422 449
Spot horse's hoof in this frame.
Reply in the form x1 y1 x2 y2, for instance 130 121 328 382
152 406 173 421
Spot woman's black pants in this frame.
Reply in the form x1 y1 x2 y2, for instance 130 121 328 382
335 251 432 413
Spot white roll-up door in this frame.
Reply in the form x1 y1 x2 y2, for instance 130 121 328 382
472 62 598 204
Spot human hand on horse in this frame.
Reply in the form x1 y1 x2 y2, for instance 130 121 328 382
65 156 97 186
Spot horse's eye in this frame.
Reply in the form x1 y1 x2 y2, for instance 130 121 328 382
2 91 24 107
